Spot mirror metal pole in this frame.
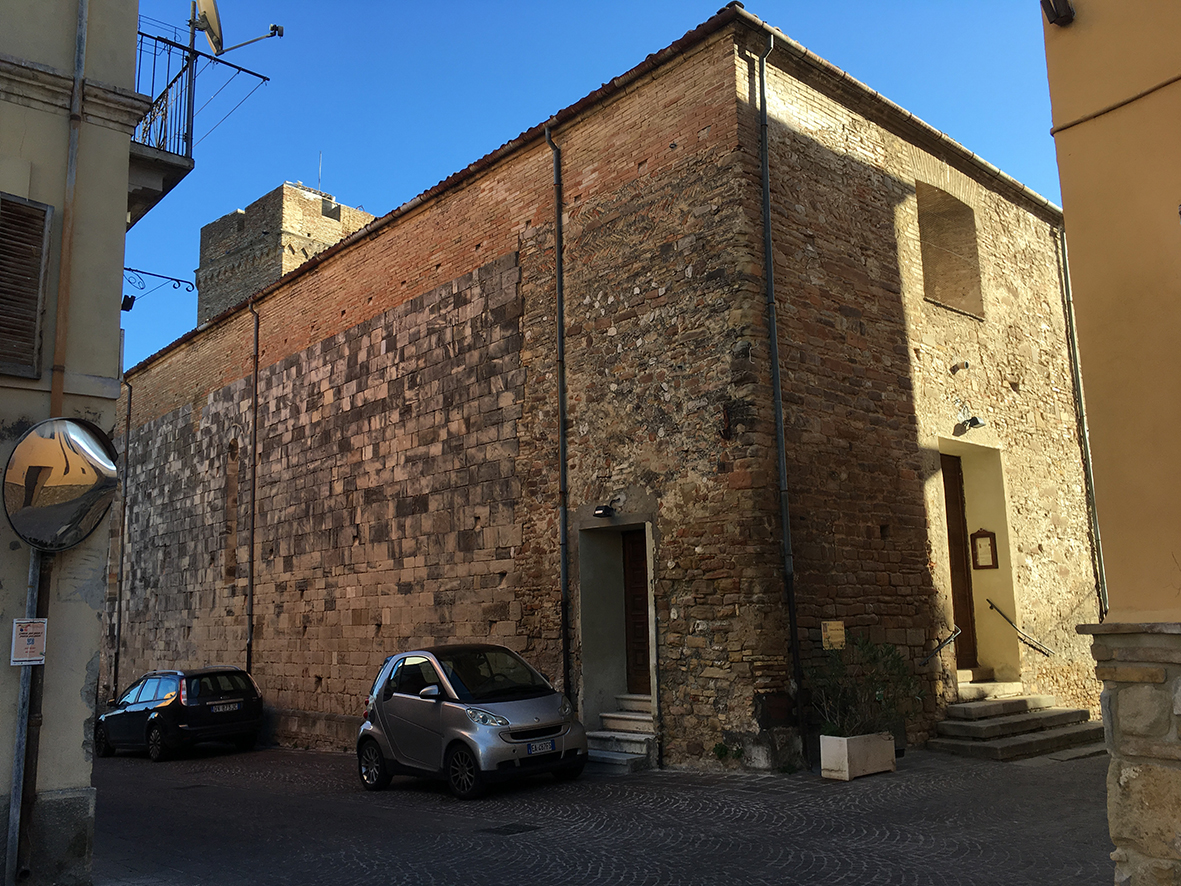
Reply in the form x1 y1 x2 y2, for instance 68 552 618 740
5 548 41 886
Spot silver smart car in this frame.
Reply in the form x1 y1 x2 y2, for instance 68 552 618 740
356 644 588 799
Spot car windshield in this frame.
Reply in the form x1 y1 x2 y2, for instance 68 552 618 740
435 648 552 702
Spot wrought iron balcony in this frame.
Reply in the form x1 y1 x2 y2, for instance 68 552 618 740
127 30 267 229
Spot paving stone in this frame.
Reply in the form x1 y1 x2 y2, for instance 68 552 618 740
92 745 1111 886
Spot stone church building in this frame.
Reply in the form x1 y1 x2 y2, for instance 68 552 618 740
108 4 1101 768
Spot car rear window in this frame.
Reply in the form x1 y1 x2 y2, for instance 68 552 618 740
188 672 252 699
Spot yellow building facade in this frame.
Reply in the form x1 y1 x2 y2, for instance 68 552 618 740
1 2 152 882
1044 2 1181 883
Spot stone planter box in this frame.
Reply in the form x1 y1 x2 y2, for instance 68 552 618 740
820 733 897 781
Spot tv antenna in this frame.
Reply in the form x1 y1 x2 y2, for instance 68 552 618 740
192 0 283 57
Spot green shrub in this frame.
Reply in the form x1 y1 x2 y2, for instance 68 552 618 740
807 636 923 737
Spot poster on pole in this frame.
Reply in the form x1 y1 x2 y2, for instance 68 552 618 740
10 618 47 666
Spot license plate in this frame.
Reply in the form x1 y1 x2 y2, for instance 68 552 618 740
210 702 240 713
526 739 555 755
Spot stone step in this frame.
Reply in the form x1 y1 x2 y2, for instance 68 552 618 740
586 729 655 759
616 694 652 713
927 720 1105 761
957 667 995 683
1044 741 1108 762
936 707 1090 740
946 695 1059 720
956 681 1025 702
600 710 655 733
587 748 650 775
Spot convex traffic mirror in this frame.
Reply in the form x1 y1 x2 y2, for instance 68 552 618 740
3 418 119 552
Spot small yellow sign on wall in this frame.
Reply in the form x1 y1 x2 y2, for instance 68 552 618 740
821 620 846 650
10 618 47 666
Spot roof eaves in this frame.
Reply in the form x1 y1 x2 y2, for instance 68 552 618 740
126 2 1060 376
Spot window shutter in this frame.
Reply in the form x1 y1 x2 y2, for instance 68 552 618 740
0 193 53 378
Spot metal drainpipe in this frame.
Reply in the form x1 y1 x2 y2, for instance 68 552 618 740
759 34 809 767
1055 226 1108 619
6 551 42 886
114 378 133 695
49 0 88 414
9 4 89 881
247 302 259 673
544 124 573 701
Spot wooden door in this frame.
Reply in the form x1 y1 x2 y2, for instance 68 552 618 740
940 454 979 669
621 529 651 695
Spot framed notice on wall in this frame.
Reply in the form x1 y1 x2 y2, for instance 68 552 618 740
11 618 47 666
821 620 846 650
970 529 998 570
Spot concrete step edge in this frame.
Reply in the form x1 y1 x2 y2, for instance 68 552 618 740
928 721 1104 761
587 748 650 774
616 694 653 713
957 667 996 683
946 695 1059 720
936 708 1090 740
600 712 655 733
955 682 1027 703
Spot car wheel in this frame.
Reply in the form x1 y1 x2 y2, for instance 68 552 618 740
445 743 484 800
94 723 114 758
554 756 586 782
146 724 167 762
358 740 392 791
234 732 257 752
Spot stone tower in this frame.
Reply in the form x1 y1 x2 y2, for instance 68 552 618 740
195 182 374 322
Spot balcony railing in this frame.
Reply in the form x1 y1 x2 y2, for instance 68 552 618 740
133 32 267 160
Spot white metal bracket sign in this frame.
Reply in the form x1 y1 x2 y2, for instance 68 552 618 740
10 618 47 666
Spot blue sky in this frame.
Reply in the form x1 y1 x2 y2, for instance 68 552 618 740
123 1 1058 369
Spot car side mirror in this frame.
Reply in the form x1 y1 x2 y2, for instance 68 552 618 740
419 685 441 701
106 697 117 707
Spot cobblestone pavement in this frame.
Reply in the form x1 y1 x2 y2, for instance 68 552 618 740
93 746 1112 886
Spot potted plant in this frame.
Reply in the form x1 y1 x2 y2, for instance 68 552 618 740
808 635 922 781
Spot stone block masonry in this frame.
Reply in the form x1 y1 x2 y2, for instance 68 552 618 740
1082 625 1181 886
117 255 526 746
110 9 1100 769
197 182 374 324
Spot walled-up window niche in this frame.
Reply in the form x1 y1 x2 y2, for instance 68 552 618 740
916 182 983 318
0 192 54 378
224 440 239 582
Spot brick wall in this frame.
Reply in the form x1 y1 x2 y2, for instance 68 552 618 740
117 256 525 747
737 28 1099 715
109 18 1100 767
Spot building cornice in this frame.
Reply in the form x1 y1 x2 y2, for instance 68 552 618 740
0 52 150 135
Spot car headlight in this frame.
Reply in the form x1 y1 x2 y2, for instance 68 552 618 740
466 708 509 727
559 696 572 718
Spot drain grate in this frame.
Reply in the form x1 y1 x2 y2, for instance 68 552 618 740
480 823 540 836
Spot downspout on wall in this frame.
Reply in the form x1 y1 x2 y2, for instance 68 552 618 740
1055 227 1108 619
247 302 259 672
49 0 88 415
545 124 573 702
8 3 89 882
759 34 809 766
114 377 132 695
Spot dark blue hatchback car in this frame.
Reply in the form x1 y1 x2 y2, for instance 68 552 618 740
95 667 263 761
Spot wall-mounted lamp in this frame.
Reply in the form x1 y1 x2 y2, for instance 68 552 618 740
964 416 986 430
950 360 969 375
1041 0 1075 26
121 295 136 312
593 504 615 519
